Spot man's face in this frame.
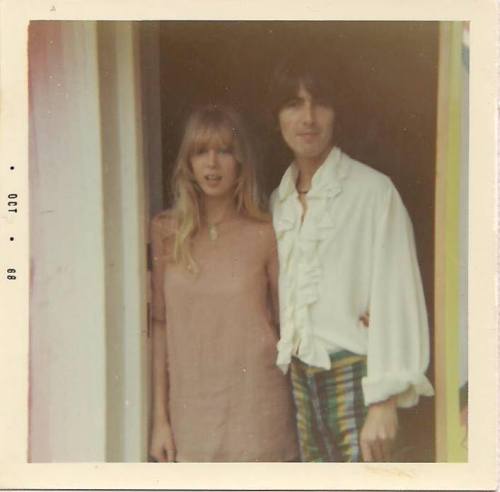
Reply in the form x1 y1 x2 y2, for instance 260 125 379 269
278 84 335 164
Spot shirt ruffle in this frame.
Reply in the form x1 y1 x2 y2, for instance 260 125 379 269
274 148 348 374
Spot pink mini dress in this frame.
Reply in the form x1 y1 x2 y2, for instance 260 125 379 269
151 211 298 462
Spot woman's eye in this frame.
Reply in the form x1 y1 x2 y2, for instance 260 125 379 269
217 148 232 155
315 99 331 108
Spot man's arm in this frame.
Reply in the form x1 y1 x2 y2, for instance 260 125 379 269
360 180 433 461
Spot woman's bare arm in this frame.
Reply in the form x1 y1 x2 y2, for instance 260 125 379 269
149 214 176 462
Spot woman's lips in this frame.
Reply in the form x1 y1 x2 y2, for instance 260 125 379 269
204 174 222 186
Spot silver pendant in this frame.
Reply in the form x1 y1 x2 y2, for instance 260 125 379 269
208 224 218 241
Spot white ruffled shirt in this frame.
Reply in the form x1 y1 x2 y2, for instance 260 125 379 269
271 147 434 407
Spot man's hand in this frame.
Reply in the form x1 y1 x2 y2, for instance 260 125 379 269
150 421 176 462
360 396 398 462
359 311 370 328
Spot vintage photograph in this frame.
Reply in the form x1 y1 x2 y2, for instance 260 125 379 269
27 19 468 464
0 0 496 489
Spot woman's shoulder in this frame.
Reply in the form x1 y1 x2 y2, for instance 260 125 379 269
240 215 277 244
151 209 177 237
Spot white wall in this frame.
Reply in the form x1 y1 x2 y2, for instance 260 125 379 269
29 21 107 461
98 22 149 463
29 21 150 462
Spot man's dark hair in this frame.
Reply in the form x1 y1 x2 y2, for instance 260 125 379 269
268 52 337 119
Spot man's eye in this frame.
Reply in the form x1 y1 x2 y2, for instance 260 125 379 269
284 98 301 108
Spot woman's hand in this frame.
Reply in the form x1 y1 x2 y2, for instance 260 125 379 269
150 421 176 462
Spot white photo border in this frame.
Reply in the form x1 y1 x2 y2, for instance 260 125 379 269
0 0 496 489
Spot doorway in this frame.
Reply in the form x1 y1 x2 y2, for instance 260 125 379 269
152 21 438 461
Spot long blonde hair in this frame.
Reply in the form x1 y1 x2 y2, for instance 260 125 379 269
171 104 268 272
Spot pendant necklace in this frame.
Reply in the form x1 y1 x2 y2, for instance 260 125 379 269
208 222 219 241
207 209 233 242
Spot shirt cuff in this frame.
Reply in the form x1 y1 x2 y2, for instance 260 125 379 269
362 371 435 408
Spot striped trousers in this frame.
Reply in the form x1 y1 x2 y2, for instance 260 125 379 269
290 351 367 462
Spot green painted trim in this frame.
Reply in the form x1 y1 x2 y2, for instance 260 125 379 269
444 22 467 462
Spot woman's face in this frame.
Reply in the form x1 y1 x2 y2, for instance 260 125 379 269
190 130 239 200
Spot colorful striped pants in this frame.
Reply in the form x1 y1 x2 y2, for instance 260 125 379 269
290 351 367 462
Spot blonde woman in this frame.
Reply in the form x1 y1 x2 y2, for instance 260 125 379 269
149 105 298 462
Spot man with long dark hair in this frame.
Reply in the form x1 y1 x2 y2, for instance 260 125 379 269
269 54 434 462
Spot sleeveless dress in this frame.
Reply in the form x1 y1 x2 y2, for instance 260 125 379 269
151 211 298 462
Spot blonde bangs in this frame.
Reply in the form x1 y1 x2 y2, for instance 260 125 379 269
189 124 236 158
